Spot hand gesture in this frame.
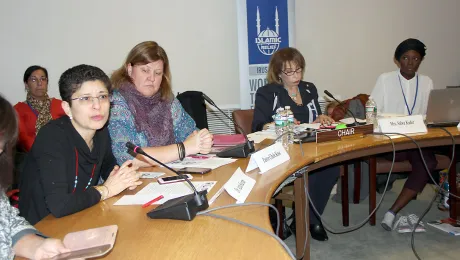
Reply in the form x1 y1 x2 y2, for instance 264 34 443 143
103 160 141 198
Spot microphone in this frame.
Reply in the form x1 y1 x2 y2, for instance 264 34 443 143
202 93 255 158
126 142 208 221
324 90 362 127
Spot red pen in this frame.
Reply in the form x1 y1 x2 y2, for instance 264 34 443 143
141 195 164 208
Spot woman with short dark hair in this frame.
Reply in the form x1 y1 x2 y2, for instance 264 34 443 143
19 64 141 225
371 39 438 231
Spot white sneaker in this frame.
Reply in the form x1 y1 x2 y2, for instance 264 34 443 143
381 211 395 231
408 214 426 232
395 216 413 233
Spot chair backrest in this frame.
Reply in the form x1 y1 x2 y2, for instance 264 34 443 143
176 91 208 129
232 109 254 134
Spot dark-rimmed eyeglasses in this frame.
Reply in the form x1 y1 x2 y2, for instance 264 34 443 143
282 68 302 76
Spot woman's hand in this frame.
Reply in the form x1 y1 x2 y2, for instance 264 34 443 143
263 122 274 130
183 130 201 155
294 118 301 125
313 115 335 125
198 129 213 154
103 160 141 198
34 238 70 260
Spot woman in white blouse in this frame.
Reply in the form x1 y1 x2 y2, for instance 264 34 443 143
371 39 438 232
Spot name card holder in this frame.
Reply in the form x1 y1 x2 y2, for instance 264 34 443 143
316 124 374 143
377 115 427 134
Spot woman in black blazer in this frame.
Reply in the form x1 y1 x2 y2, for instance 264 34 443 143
252 47 338 241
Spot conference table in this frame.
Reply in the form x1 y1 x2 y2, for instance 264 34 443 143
21 127 460 260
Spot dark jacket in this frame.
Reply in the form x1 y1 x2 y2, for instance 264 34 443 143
252 81 323 132
19 117 117 224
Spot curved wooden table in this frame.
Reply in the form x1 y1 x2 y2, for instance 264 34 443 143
24 127 459 260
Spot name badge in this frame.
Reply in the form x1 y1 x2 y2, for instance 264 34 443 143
246 142 290 173
377 115 427 134
224 167 256 203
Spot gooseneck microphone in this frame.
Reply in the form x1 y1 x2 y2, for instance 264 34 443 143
202 93 255 158
126 142 208 221
324 90 361 127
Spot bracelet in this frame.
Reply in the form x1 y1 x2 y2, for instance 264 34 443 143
94 185 109 201
179 142 186 161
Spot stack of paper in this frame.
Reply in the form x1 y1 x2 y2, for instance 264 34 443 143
114 181 217 206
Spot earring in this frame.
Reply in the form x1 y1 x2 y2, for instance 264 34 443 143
69 115 73 120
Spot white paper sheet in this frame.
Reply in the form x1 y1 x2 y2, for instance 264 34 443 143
114 181 217 206
140 172 165 179
165 156 236 169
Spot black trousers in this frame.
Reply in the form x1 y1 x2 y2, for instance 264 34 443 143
308 166 340 225
384 149 438 192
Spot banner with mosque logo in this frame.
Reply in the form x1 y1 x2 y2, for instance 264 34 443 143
236 0 295 109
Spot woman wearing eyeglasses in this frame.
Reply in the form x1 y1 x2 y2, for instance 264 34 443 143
252 47 339 241
19 65 141 225
14 66 66 152
108 41 213 167
252 48 334 131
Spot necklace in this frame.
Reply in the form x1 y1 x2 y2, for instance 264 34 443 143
286 87 298 101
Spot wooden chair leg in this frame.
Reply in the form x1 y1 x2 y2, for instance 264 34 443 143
353 161 361 204
275 199 284 239
294 177 308 258
341 165 349 227
369 157 377 226
448 147 458 220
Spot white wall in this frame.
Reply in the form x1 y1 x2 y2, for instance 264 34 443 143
296 0 460 98
1 1 460 107
0 1 240 106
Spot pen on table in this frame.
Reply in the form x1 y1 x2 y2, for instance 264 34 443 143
142 195 164 208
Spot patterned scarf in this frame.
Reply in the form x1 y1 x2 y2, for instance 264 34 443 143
26 93 53 135
118 82 175 146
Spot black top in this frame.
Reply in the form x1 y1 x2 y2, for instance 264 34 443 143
19 116 117 224
252 81 323 132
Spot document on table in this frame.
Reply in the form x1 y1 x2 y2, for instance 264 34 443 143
113 181 217 206
339 117 367 125
165 156 236 169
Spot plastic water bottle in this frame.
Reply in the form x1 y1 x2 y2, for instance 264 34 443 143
285 106 294 144
365 98 377 127
274 108 288 149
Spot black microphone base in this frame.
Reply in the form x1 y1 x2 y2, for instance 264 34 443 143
147 190 208 221
346 122 366 127
216 142 255 158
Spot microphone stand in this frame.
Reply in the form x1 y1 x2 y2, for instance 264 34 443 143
126 142 209 221
202 93 255 158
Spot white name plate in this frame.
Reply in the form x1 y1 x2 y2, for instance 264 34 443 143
224 167 256 203
245 142 290 174
377 115 427 134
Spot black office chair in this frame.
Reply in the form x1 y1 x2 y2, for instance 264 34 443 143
177 91 208 129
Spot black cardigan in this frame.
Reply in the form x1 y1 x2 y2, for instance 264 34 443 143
19 117 117 224
252 81 323 132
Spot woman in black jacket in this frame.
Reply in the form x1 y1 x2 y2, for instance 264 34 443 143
19 65 142 225
252 48 338 241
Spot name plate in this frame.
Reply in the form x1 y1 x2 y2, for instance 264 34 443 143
316 124 374 143
246 142 290 173
377 115 427 134
224 167 256 203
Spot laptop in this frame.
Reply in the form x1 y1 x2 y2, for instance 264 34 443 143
425 88 460 127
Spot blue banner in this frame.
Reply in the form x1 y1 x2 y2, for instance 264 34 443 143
237 0 294 109
247 0 289 65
